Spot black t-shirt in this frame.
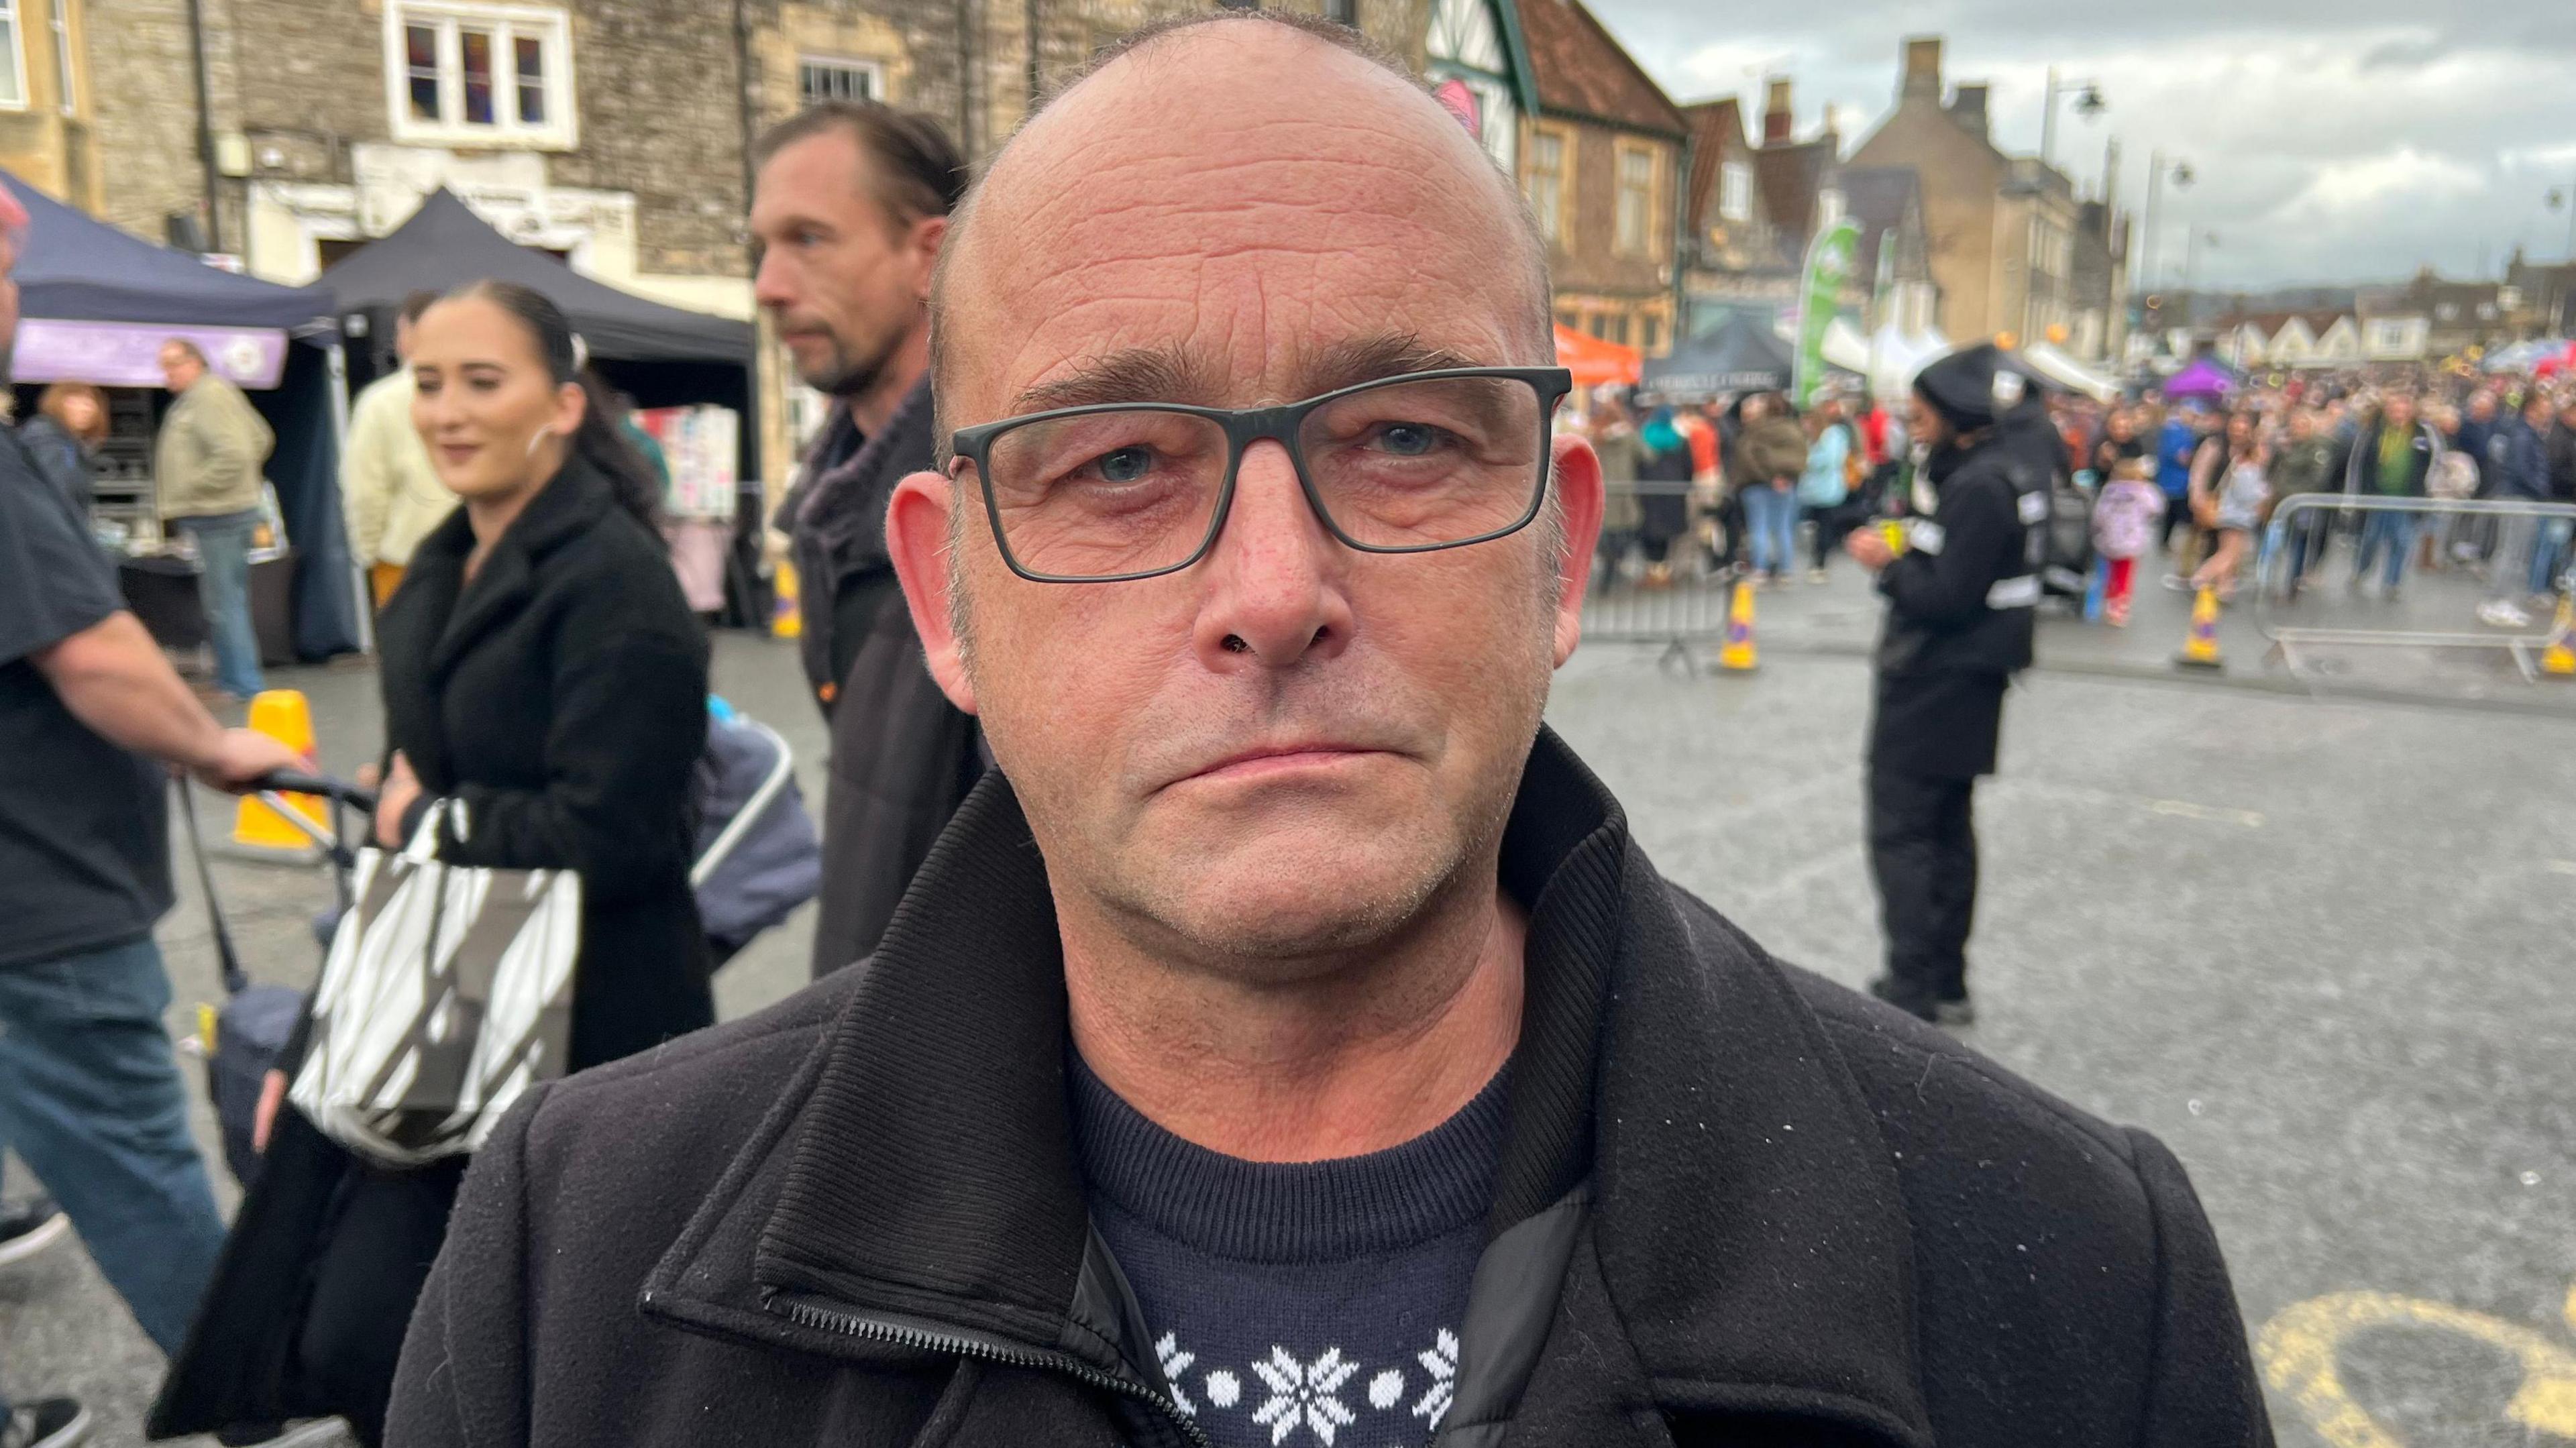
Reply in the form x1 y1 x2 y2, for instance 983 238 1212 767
0 430 171 968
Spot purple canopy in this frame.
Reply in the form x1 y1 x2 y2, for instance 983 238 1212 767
2163 357 2239 400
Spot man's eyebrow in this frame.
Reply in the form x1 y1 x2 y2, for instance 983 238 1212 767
1010 347 1223 413
1298 335 1491 396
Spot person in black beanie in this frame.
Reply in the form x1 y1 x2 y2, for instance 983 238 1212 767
1841 343 2046 1025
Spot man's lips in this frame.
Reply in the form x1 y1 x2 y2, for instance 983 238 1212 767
1176 744 1391 787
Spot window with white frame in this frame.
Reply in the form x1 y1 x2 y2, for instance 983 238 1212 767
386 2 574 147
1524 127 1568 247
0 0 26 109
49 0 70 115
1613 142 1657 258
1718 160 1752 224
798 56 881 107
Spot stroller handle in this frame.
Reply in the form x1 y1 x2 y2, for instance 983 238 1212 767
253 770 380 814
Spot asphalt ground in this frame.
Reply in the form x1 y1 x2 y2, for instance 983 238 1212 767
5 609 2572 1447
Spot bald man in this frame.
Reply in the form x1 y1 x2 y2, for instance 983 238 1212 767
386 16 2269 1447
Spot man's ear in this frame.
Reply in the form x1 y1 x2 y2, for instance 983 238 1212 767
1547 433 1604 667
886 469 979 716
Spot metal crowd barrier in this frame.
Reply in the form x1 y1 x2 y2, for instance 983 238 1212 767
2255 494 2576 685
1580 478 1735 669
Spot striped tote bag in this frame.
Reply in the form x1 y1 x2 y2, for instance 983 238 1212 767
288 799 581 1167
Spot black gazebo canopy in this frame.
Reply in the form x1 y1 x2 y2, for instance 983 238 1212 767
319 189 751 363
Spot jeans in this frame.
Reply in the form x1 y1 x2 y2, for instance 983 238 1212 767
0 938 228 1355
1739 484 1798 577
2532 518 2573 596
2350 510 2418 591
2279 508 2332 587
176 510 265 699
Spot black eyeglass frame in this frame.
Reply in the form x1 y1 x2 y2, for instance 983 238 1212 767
947 365 1576 583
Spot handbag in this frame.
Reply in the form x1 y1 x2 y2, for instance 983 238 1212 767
288 799 582 1168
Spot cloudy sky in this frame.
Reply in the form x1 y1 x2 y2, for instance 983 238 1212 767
1589 1 2576 292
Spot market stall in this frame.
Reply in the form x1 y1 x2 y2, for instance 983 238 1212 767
1640 315 1793 399
1 170 360 662
2021 342 2124 403
2161 355 2240 402
1554 323 1642 389
319 190 763 623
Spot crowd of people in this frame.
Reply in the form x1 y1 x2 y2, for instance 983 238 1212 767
2 15 2306 1448
1571 385 1902 592
2055 375 2576 629
1571 365 2576 643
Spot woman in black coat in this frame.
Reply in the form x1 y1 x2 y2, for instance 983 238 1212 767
153 282 712 1445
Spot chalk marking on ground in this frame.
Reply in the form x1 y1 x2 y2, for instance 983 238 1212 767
2144 798 2266 828
2257 1286 2576 1447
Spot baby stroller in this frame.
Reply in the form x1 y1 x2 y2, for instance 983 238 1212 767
692 696 823 967
184 698 819 1188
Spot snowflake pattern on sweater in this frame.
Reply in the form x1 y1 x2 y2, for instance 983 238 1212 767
1158 1329 1459 1447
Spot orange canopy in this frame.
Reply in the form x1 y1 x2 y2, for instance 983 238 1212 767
1554 323 1642 389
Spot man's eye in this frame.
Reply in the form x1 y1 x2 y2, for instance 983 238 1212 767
1370 423 1452 456
1091 447 1155 482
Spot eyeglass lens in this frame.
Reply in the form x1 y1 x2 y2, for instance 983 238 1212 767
981 374 1547 579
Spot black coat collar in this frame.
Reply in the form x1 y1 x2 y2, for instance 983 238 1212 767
654 730 1931 1442
408 459 617 683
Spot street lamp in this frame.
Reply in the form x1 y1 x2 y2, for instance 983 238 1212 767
2185 228 2218 300
2140 152 2194 294
2039 66 2106 169
2550 186 2576 264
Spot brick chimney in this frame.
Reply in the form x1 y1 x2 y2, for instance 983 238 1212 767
1949 82 1989 137
1764 77 1793 144
1902 37 1942 101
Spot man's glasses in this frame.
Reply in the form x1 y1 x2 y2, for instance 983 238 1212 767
949 367 1574 583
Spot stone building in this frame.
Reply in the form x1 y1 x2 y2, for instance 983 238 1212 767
1676 94 1792 339
1845 36 2085 351
1509 0 1682 354
74 0 1475 484
0 0 103 216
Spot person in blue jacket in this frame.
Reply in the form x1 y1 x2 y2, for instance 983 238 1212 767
2155 404 2211 557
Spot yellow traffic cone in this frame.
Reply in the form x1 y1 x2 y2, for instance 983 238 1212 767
231 689 326 852
2542 594 2575 677
2174 585 2224 671
771 557 803 641
1718 579 1759 671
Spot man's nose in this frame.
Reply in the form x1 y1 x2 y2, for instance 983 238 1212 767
1191 439 1353 672
751 251 793 310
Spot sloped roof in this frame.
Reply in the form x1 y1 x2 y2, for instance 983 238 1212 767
1681 97 1745 235
1 169 331 328
1513 0 1686 137
1754 135 1835 247
2213 310 2347 338
321 189 750 363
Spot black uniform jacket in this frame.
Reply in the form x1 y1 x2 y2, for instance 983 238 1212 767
386 731 2271 1448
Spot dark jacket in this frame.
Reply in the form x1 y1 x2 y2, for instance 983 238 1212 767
17 415 96 516
2549 419 2576 504
2486 416 2551 502
386 734 2269 1448
152 459 716 1441
1875 428 2038 682
777 380 982 977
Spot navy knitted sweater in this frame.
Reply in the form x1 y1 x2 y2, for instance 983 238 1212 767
1071 1061 1508 1448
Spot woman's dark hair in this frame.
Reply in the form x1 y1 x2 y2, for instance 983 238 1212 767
439 279 662 528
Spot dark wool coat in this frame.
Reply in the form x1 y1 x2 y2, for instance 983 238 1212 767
776 380 982 977
384 733 2273 1448
150 459 716 1440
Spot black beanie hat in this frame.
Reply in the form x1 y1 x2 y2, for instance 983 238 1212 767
1913 343 2030 433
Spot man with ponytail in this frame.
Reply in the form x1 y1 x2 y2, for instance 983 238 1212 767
751 101 981 979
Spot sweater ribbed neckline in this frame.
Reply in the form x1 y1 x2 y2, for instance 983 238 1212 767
1069 1058 1509 1266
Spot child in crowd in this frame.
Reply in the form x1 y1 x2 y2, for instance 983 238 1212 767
2092 456 2166 627
2190 437 2272 601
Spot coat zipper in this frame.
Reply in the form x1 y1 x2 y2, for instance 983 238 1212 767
766 1290 1212 1448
